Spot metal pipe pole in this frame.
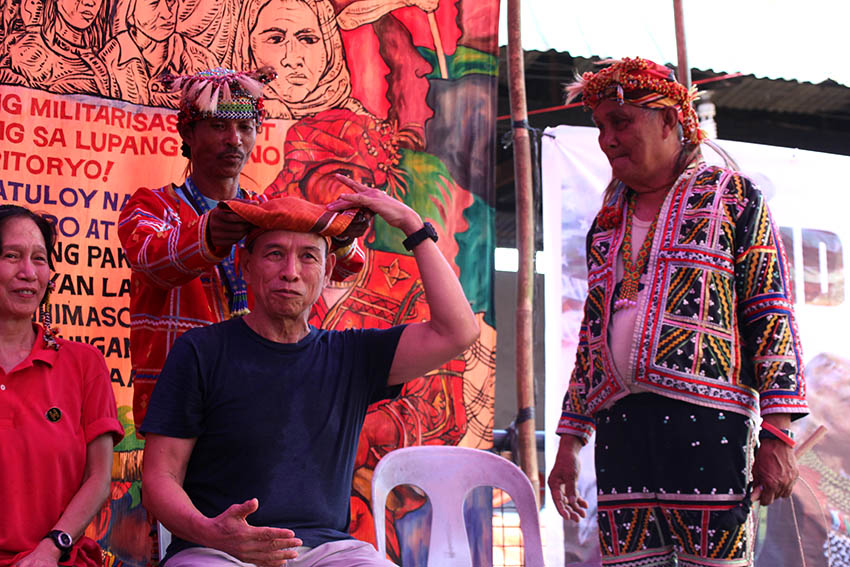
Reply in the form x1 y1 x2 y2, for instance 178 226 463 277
673 0 691 89
506 0 540 506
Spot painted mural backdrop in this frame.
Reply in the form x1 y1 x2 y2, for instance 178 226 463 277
0 0 499 564
544 125 850 567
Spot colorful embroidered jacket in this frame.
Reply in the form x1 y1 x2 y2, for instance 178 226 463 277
118 183 266 430
558 164 808 444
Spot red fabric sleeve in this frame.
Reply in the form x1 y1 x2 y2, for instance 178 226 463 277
78 344 124 446
117 186 228 290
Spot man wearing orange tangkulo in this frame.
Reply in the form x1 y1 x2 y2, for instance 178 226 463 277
140 182 479 566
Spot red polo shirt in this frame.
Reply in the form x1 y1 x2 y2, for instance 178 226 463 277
0 326 124 566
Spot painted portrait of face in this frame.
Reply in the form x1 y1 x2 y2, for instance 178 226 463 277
2 0 22 36
132 0 178 42
233 0 356 119
250 0 328 104
56 0 103 30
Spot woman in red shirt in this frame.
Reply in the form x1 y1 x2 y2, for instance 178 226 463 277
0 205 123 567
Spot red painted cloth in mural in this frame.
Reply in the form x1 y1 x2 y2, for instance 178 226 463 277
269 108 408 201
335 0 459 124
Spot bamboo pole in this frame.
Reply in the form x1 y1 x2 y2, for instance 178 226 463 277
506 0 540 506
795 425 827 457
427 13 448 80
673 0 691 89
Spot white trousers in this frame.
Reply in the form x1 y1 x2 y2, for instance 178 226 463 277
166 539 398 567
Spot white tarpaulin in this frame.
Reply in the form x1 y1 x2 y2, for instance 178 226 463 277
499 0 850 87
543 125 850 566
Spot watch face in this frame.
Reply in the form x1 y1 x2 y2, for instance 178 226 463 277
425 223 438 239
57 532 73 548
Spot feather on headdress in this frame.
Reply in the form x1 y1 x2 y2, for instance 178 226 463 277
161 67 277 127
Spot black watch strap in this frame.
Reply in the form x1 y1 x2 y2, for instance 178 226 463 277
758 428 794 441
46 530 73 562
402 222 438 251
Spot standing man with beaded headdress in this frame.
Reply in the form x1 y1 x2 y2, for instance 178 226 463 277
118 67 365 433
548 57 808 566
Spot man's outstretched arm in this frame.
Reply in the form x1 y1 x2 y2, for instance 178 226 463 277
142 434 301 567
328 175 480 385
118 188 255 289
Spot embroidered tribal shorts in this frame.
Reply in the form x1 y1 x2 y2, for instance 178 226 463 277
595 393 758 567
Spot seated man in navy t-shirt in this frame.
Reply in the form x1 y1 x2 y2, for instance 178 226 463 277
140 175 480 567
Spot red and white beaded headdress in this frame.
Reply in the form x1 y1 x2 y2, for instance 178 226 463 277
160 67 277 128
566 57 706 145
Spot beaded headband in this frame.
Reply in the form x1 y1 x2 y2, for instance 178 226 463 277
566 57 706 145
161 67 277 128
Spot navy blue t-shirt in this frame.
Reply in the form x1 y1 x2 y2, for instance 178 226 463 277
140 317 405 559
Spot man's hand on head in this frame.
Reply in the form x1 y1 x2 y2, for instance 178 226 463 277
203 498 301 567
333 208 374 246
206 208 255 252
328 175 479 386
326 174 423 236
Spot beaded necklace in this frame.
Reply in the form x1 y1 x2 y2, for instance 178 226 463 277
183 177 250 317
614 193 660 312
800 450 850 518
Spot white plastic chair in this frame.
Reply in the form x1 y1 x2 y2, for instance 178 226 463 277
371 445 544 567
157 522 171 562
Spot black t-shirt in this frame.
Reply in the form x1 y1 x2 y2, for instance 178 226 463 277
141 317 405 558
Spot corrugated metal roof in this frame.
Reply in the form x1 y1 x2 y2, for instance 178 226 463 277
705 76 850 117
494 50 850 247
513 52 850 120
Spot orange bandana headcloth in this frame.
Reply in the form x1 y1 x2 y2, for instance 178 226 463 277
220 196 369 281
221 196 362 245
566 57 706 145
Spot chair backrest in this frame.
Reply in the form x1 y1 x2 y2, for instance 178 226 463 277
157 522 171 562
371 445 544 567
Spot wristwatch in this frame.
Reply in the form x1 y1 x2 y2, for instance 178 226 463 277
46 530 73 562
402 222 438 251
758 427 795 443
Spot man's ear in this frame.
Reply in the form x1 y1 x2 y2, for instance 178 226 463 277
661 107 680 137
324 250 337 286
238 246 253 285
177 122 193 146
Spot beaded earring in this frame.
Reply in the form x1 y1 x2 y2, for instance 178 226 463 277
40 279 60 350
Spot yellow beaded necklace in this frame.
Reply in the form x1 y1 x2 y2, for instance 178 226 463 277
614 193 660 312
